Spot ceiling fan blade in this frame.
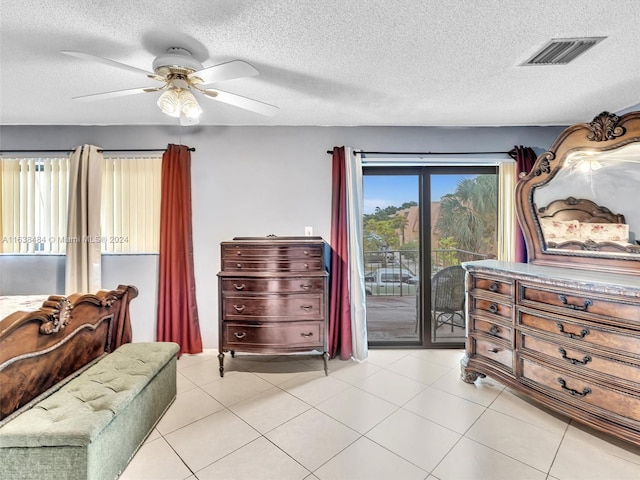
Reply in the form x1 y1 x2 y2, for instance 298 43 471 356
62 51 153 76
202 88 279 116
72 87 150 101
191 60 259 85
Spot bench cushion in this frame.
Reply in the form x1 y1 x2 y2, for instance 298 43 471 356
0 342 178 448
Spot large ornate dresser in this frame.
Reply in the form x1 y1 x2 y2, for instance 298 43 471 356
217 236 329 376
462 111 640 447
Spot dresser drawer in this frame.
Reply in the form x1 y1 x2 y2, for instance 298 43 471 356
470 316 513 343
470 275 514 298
518 308 640 358
470 336 513 371
223 321 324 349
220 277 325 294
520 333 640 385
222 258 324 272
521 357 640 424
519 283 640 324
469 297 513 321
222 244 323 260
221 294 323 321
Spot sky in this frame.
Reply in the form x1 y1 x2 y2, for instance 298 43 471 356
363 174 474 214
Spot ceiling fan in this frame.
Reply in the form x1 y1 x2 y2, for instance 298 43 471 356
62 47 279 125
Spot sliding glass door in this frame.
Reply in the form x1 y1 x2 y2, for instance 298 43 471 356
364 166 497 348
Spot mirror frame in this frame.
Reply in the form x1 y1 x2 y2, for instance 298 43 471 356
515 110 640 276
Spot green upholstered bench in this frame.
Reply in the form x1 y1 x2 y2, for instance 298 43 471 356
0 342 179 480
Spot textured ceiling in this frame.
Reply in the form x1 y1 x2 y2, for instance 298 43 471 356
1 0 640 127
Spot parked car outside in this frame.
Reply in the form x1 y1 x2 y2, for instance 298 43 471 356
364 268 418 296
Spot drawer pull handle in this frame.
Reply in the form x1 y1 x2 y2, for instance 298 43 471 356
233 283 246 291
236 251 242 256
489 282 499 292
488 347 499 353
300 305 313 311
557 377 591 397
300 332 314 338
488 303 498 314
300 284 312 290
558 295 592 311
488 325 499 336
304 263 309 269
234 332 246 340
236 263 243 269
233 304 246 313
558 348 592 366
555 322 590 339
303 250 309 255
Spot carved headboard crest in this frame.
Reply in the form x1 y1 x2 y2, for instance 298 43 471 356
586 111 626 142
38 297 73 335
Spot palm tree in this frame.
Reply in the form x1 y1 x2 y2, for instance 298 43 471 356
435 175 497 256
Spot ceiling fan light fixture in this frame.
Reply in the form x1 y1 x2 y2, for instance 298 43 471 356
157 88 202 122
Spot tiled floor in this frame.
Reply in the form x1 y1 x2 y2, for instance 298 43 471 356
120 349 640 480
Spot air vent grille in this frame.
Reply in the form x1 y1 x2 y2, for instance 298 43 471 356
522 37 606 65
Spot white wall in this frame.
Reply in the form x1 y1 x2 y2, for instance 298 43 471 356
0 124 565 347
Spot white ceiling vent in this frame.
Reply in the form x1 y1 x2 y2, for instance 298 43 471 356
522 37 606 66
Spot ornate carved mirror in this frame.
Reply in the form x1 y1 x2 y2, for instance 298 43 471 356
516 111 640 275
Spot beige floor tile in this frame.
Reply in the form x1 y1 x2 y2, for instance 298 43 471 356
489 389 569 433
119 437 192 480
156 387 225 435
328 360 381 385
549 424 640 480
432 437 547 480
466 408 563 472
315 386 397 434
386 354 452 385
366 408 461 472
176 371 198 394
314 436 427 480
430 367 504 407
178 356 222 385
165 409 260 472
176 350 216 371
229 386 312 433
353 368 426 406
266 409 360 470
403 386 486 434
365 348 413 367
409 348 466 368
278 371 351 406
200 371 274 406
196 437 310 480
248 358 318 385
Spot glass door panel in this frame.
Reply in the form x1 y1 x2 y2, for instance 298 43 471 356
429 173 497 346
363 174 420 345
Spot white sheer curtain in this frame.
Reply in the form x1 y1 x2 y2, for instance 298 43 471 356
497 161 518 262
344 147 368 361
65 145 103 294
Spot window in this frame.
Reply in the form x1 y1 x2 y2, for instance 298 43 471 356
0 154 162 254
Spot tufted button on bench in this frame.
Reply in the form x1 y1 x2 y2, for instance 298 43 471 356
0 342 179 480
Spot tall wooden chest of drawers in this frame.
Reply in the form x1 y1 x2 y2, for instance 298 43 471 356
217 236 329 377
461 260 640 446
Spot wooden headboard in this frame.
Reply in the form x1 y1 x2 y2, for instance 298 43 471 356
0 284 138 424
537 196 625 224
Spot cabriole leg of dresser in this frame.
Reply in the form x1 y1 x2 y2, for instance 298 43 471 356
218 352 225 377
460 353 485 383
322 352 329 376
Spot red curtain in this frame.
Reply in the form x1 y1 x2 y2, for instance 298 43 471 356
329 147 353 360
509 145 537 263
157 144 203 356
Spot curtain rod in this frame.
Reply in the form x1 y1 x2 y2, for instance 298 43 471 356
0 147 195 154
326 149 509 155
